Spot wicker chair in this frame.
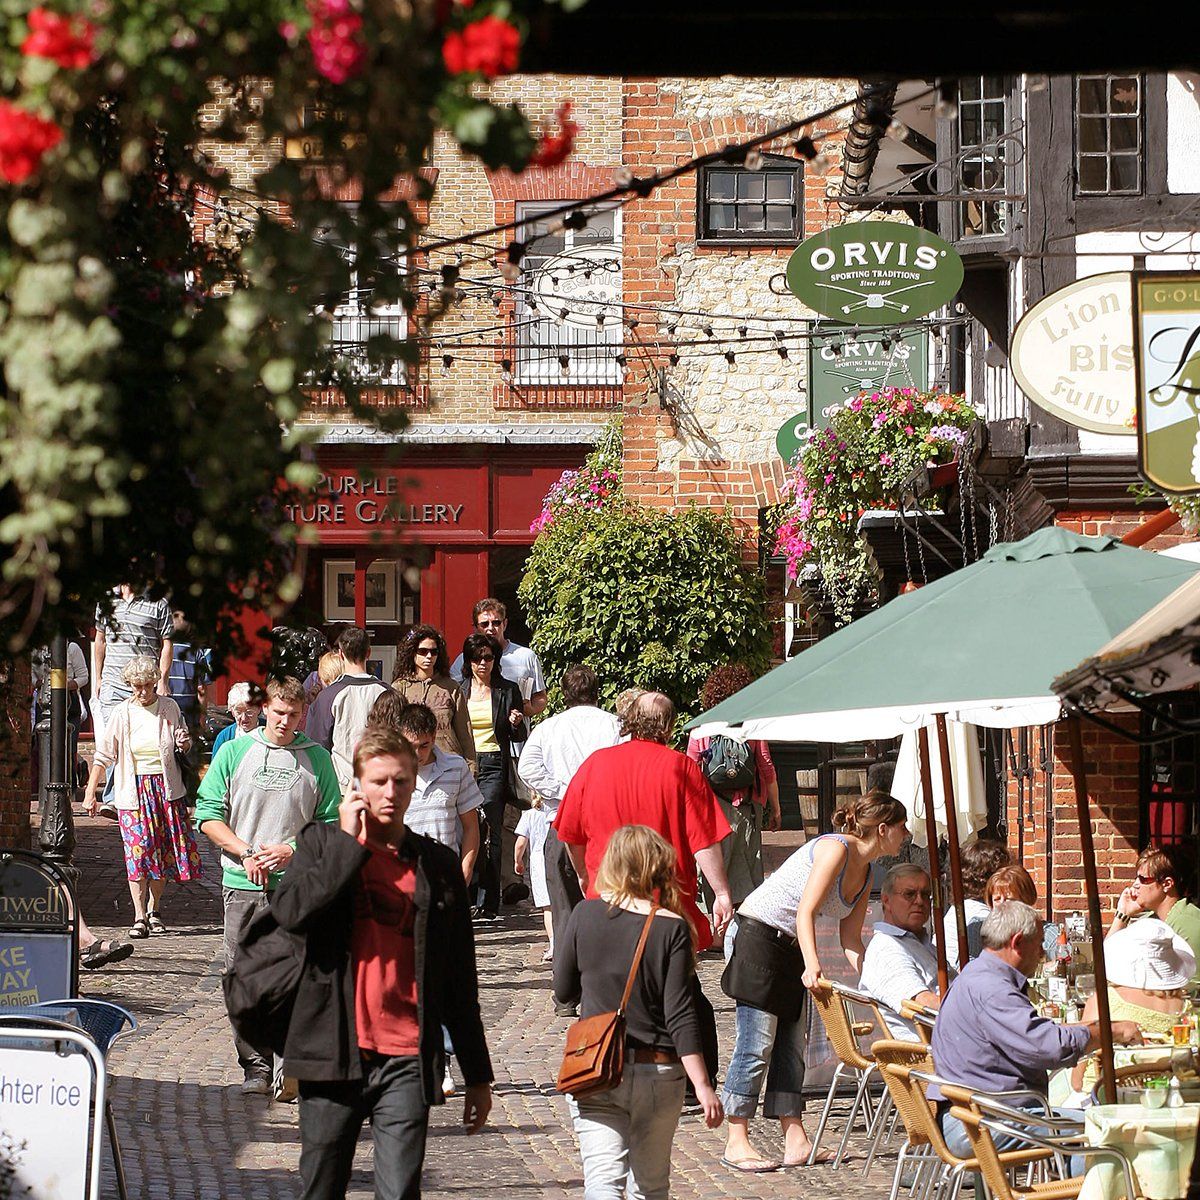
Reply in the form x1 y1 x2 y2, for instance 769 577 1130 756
871 1039 937 1200
807 979 884 1167
947 1105 1143 1200
899 998 938 1044
1087 1059 1175 1105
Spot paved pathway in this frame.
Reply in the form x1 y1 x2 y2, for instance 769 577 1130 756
64 816 897 1198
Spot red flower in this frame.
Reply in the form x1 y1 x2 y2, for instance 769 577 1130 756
21 8 96 70
442 14 520 79
529 101 579 169
0 102 62 183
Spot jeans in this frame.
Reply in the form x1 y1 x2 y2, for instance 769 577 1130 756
299 1054 429 1200
571 1062 686 1200
720 920 806 1119
222 887 282 1086
476 752 505 915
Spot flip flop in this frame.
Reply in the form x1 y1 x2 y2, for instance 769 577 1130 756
720 1156 781 1174
781 1152 835 1168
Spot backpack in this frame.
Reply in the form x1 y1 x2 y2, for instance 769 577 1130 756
702 735 757 796
221 903 305 1056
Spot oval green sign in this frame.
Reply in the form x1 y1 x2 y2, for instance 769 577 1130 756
776 411 809 464
786 222 963 326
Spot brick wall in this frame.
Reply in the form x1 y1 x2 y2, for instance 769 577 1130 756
619 77 856 557
0 659 32 849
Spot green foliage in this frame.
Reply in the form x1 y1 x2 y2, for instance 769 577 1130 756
0 0 572 659
518 500 771 722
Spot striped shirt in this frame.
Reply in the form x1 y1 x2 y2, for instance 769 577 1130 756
405 748 484 852
94 594 173 704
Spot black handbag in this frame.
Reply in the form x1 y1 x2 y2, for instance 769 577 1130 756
720 916 806 1021
222 903 305 1055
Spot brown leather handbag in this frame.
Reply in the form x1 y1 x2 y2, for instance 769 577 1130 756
555 906 658 1099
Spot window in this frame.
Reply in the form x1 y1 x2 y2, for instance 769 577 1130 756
1140 698 1200 899
698 158 803 243
514 202 621 386
1075 74 1142 195
956 75 1009 238
314 209 407 387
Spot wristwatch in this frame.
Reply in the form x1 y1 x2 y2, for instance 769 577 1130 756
237 846 258 863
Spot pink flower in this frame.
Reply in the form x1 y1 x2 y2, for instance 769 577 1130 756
848 396 864 412
824 473 835 485
904 425 914 435
307 0 366 84
879 453 894 466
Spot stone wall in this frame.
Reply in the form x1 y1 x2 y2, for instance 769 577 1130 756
620 76 857 552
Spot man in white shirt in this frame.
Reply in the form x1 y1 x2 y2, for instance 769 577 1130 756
518 665 621 958
450 599 547 729
398 703 483 881
859 864 947 1039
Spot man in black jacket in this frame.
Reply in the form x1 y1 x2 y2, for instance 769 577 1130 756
272 727 493 1200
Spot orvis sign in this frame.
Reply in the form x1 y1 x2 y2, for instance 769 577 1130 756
808 326 929 423
1009 272 1136 435
786 222 963 325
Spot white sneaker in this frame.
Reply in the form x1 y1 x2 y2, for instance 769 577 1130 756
442 1065 457 1096
541 947 553 963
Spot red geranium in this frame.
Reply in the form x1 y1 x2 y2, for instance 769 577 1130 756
442 14 520 80
20 8 97 70
530 101 579 169
0 102 63 184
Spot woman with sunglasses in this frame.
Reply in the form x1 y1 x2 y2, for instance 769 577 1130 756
392 623 476 774
460 632 524 920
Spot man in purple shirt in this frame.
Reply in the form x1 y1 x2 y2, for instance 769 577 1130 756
932 901 1142 1160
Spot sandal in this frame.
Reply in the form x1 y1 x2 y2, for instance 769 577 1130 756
80 940 135 970
146 912 167 934
720 1156 781 1174
128 917 149 940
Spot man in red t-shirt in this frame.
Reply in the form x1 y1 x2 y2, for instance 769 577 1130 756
555 691 733 950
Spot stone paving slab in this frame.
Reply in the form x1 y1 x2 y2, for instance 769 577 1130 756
57 815 898 1198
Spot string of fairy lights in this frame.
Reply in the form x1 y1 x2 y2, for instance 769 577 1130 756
178 81 971 391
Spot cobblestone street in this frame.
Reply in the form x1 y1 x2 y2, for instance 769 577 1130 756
67 815 895 1199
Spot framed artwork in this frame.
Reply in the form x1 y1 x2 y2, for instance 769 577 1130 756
366 645 396 683
323 559 400 622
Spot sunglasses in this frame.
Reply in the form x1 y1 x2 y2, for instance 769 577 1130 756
895 889 932 903
414 646 438 656
477 619 504 628
1136 873 1162 886
473 654 495 663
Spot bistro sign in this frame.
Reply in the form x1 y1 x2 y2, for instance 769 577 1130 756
532 245 621 327
786 222 963 326
1009 272 1135 435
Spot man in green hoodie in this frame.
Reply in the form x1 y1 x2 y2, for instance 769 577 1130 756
197 675 342 1095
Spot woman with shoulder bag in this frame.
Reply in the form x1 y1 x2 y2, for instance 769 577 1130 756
719 791 908 1173
554 825 722 1200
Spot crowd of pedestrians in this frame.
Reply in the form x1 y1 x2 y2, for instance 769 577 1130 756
50 583 1200 1200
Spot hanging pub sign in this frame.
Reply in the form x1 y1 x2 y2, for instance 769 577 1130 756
1009 272 1135 434
785 221 963 325
1133 272 1200 495
808 325 929 426
775 412 809 465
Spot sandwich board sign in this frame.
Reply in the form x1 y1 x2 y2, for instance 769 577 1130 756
1133 272 1200 494
0 1039 92 1198
786 222 963 325
0 853 77 1006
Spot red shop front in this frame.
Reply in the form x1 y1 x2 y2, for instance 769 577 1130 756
221 444 586 689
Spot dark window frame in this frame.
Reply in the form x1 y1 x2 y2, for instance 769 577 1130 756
696 154 804 245
1074 73 1144 197
1139 695 1200 901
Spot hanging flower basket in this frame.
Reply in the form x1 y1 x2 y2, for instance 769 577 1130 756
773 387 980 623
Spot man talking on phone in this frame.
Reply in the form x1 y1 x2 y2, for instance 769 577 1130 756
196 675 342 1097
272 726 493 1200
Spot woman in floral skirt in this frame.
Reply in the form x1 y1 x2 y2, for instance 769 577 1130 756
83 654 203 938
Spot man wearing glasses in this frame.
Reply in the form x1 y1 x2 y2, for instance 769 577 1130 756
859 864 949 1039
450 599 547 727
1110 844 1200 979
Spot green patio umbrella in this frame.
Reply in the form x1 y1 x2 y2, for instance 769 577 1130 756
690 527 1199 742
689 526 1198 1102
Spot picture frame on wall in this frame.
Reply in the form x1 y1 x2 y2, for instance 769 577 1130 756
323 559 400 623
367 645 396 683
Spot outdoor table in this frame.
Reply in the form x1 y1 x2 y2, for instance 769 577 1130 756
1049 1047 1179 1108
1077 1102 1199 1200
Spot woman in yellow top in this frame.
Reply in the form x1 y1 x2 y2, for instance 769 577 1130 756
83 655 203 939
460 632 523 919
1071 916 1195 1094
